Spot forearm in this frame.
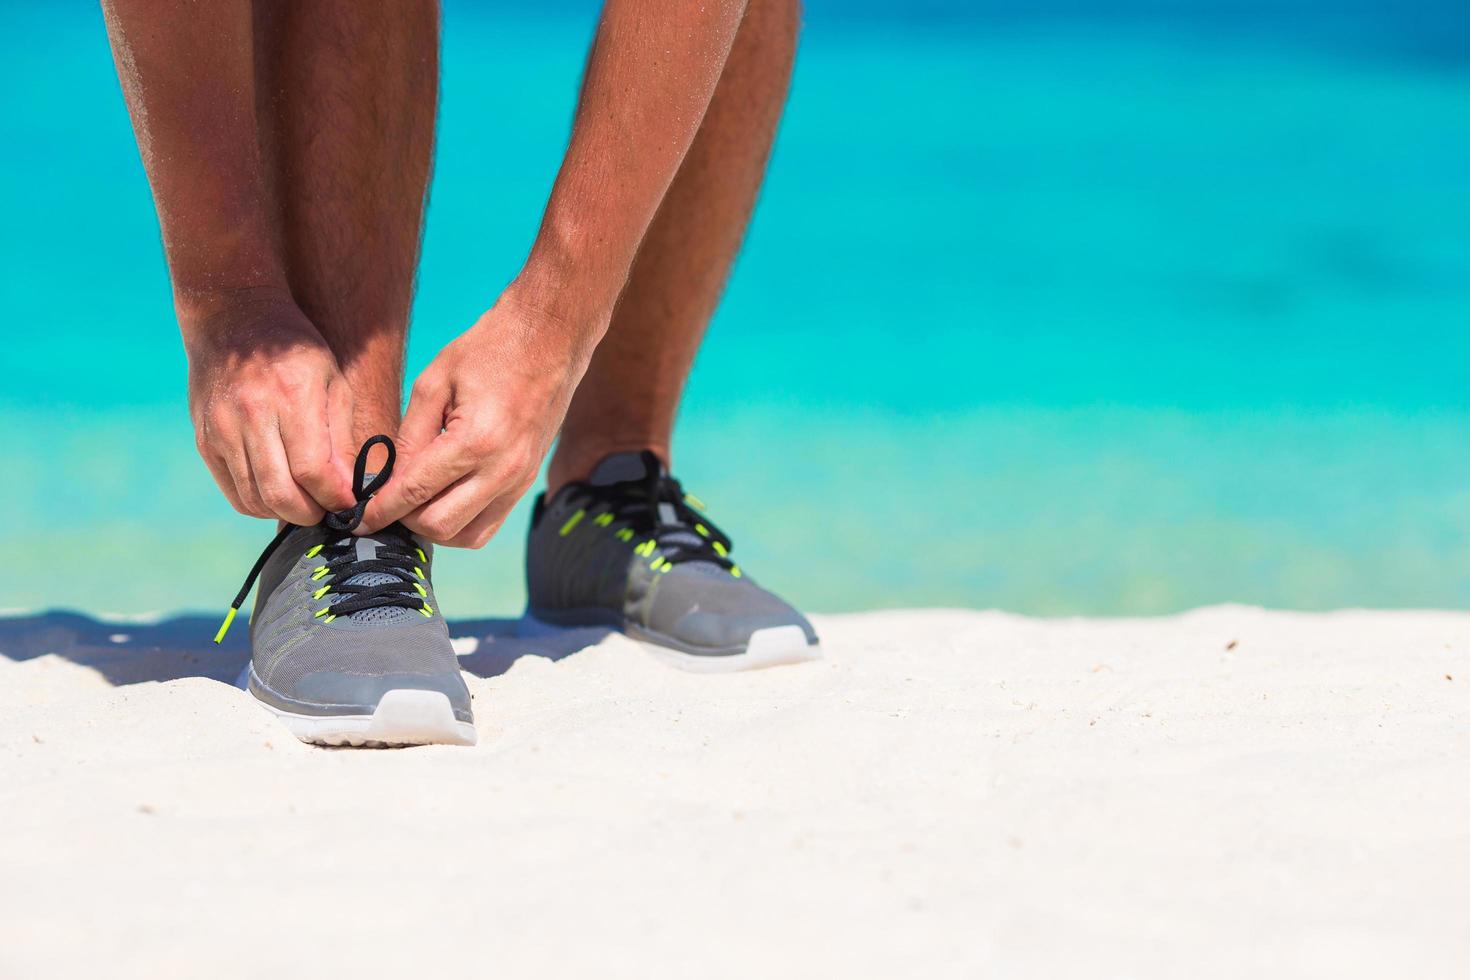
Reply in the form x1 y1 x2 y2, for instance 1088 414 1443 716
102 0 287 327
516 0 748 333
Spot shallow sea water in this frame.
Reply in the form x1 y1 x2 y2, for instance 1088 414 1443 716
4 2 1469 616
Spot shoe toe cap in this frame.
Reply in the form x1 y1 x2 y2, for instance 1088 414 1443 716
263 669 473 723
295 669 473 725
649 573 817 653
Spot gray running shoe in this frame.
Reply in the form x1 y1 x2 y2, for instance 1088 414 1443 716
524 451 820 671
215 436 475 747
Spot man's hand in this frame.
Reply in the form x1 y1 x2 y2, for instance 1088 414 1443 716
185 290 357 524
357 287 604 548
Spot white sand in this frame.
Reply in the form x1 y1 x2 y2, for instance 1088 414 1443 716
2 606 1468 978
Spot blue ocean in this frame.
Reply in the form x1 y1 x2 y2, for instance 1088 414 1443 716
4 1 1469 616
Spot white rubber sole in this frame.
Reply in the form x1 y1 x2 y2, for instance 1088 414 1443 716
638 624 823 674
519 616 821 673
248 688 478 748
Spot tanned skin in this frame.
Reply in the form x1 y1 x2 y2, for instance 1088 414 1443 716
102 0 799 549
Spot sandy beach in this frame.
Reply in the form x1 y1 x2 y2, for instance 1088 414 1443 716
2 606 1467 978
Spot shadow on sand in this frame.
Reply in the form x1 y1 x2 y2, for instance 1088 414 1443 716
0 610 612 688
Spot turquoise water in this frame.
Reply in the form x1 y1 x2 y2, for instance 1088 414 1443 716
4 2 1470 616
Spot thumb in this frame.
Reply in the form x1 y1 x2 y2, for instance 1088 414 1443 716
395 373 449 459
357 374 452 533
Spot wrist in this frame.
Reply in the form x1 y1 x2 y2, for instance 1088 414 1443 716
176 285 323 362
504 254 617 353
166 207 292 320
518 214 632 325
176 283 292 332
174 262 294 335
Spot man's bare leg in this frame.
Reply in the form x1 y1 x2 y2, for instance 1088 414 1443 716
522 0 818 668
252 0 439 445
547 0 801 488
238 3 470 742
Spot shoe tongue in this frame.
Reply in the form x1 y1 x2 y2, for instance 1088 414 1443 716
586 451 685 531
585 452 726 574
588 451 661 487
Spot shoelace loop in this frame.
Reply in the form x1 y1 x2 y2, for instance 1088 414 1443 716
321 435 394 533
213 435 430 644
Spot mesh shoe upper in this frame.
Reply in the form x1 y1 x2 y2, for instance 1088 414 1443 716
526 451 817 656
219 436 471 721
247 524 471 720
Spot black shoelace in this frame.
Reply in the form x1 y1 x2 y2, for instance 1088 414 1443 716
581 450 738 573
213 435 431 643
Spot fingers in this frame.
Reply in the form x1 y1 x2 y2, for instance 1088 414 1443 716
395 372 449 457
356 375 454 533
195 408 259 517
184 298 364 525
218 438 270 519
408 454 537 549
279 377 356 512
357 429 475 534
243 420 327 526
438 492 519 550
199 444 252 517
401 472 490 543
353 348 552 542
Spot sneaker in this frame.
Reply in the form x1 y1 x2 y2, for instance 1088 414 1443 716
524 450 820 672
215 435 475 747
